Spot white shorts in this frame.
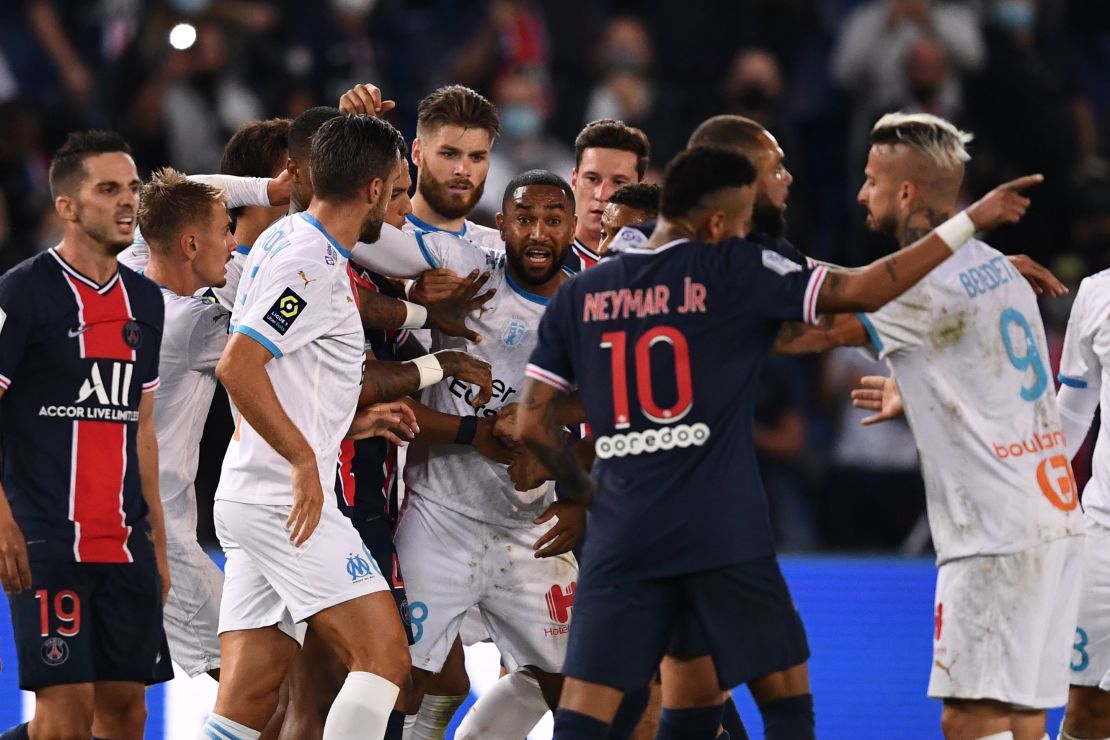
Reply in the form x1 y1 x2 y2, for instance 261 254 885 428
928 535 1084 708
1071 517 1110 689
394 494 578 674
215 498 388 642
163 538 223 677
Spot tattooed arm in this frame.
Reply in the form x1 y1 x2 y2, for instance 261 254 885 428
517 379 596 505
357 348 494 406
773 313 869 355
816 175 1042 314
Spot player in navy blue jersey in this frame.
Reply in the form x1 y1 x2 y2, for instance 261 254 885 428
519 145 1042 740
0 131 172 740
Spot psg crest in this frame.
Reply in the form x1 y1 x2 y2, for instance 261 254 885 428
41 637 69 666
122 320 143 349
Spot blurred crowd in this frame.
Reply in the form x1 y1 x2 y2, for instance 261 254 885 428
2 0 1108 554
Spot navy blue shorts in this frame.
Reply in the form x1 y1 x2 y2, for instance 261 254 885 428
9 559 173 690
350 514 414 646
564 557 809 692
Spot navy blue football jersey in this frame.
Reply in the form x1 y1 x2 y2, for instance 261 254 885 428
0 250 163 562
527 237 827 583
561 238 601 275
334 265 406 524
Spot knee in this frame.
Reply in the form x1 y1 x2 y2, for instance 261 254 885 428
34 715 93 740
349 641 411 687
96 702 147 738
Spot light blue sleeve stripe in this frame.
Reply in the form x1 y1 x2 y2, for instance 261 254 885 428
856 313 884 353
1058 373 1089 389
204 721 238 740
413 231 438 269
234 324 283 359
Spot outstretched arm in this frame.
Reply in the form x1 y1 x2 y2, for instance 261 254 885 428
773 314 869 355
816 175 1043 315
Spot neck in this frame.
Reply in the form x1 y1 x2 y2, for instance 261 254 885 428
575 224 600 252
898 203 954 247
144 254 199 297
57 228 120 284
643 217 698 250
306 199 364 252
507 264 567 298
234 207 279 249
410 192 466 233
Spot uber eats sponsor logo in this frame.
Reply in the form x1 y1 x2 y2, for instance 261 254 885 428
264 287 306 335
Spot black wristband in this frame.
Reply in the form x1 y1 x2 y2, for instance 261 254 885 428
455 415 479 445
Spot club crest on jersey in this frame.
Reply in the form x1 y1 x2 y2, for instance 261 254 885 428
346 552 373 582
41 637 68 666
122 320 143 349
263 288 306 335
503 318 528 347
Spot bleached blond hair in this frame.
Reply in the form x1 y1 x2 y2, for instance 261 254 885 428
870 112 973 170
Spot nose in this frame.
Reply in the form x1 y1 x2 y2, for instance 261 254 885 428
226 232 237 253
596 181 614 204
401 194 413 218
783 167 794 187
856 183 868 205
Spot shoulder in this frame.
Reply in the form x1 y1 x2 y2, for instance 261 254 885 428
119 264 162 302
0 252 47 289
464 221 504 249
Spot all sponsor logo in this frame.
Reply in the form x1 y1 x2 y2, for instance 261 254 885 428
263 287 306 335
41 637 68 666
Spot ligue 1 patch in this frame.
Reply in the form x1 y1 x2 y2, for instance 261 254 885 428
41 637 69 666
263 287 306 335
616 226 648 249
761 249 803 276
122 320 143 349
199 287 218 304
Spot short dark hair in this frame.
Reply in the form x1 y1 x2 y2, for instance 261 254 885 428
139 168 226 253
687 115 767 163
608 183 660 216
310 115 405 202
49 130 132 198
659 146 756 219
222 118 291 178
288 106 342 164
501 169 575 211
417 85 500 139
574 119 651 179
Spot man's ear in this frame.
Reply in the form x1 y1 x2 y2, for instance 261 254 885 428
179 231 197 262
412 138 423 169
54 195 77 222
286 157 299 181
570 167 579 188
705 209 726 243
496 212 505 234
366 177 384 207
898 180 917 207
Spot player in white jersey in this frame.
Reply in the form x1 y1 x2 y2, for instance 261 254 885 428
134 169 236 680
780 113 1078 740
197 115 416 740
350 170 586 723
1050 270 1110 740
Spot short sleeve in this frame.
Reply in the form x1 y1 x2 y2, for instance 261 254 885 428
858 282 933 359
0 271 32 391
140 288 165 393
525 282 576 392
1059 278 1101 390
422 231 493 276
233 254 339 359
187 301 231 372
720 239 828 326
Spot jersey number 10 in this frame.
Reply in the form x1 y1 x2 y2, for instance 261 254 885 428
600 327 694 429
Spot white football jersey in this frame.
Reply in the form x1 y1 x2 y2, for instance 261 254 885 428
117 242 246 312
350 226 553 526
155 288 230 542
403 213 504 251
216 212 365 506
862 239 1082 564
1058 270 1110 529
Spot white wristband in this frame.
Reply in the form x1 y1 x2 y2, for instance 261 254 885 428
408 353 444 389
401 300 428 329
934 211 975 252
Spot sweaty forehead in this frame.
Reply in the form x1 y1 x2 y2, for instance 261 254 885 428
509 184 570 209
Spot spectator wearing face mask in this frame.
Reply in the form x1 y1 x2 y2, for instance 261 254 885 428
584 16 658 133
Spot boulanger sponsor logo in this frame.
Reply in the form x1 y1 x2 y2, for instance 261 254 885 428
595 423 710 459
990 431 1078 511
41 637 68 666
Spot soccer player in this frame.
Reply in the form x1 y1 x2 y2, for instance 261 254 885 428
349 170 586 728
0 131 172 740
138 169 235 682
564 119 651 273
597 182 660 256
198 115 415 740
517 143 1042 740
772 112 1078 740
